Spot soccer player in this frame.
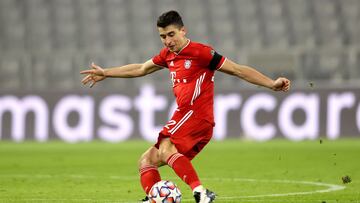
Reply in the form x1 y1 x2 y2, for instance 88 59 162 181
81 10 290 203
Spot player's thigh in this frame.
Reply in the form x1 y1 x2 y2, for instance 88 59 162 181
138 146 164 167
158 138 178 162
166 119 212 159
184 127 213 160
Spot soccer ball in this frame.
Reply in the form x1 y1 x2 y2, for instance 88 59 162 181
148 180 181 203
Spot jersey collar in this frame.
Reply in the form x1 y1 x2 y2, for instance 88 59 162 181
174 39 190 55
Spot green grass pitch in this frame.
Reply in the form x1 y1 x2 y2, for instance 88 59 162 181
0 139 359 203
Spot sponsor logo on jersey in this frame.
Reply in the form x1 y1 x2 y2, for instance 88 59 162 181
169 61 174 66
184 60 191 69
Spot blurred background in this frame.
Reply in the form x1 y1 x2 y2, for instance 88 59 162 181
0 0 359 142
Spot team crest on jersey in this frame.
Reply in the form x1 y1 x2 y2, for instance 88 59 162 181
184 60 192 69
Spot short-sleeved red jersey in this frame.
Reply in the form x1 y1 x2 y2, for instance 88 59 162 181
152 40 226 125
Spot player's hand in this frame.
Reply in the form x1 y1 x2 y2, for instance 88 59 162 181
80 62 106 88
272 77 291 92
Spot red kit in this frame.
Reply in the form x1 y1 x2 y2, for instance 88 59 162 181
152 40 226 159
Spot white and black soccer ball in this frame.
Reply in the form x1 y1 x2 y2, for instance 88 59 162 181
148 180 181 203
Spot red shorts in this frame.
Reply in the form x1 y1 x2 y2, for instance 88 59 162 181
154 109 214 160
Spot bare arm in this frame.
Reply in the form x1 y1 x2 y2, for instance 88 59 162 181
80 59 163 87
219 59 290 91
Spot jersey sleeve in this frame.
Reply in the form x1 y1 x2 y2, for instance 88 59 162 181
199 45 226 71
152 48 168 68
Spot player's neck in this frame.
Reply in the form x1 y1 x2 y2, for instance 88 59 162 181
174 38 190 54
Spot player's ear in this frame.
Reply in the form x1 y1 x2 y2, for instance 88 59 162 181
180 26 186 36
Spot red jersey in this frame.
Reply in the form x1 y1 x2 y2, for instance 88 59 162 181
152 40 226 125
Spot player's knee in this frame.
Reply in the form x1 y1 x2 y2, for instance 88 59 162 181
138 154 147 168
138 148 161 168
138 154 158 169
158 148 169 163
158 147 177 163
158 138 178 163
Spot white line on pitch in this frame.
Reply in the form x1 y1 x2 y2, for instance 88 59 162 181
0 175 346 202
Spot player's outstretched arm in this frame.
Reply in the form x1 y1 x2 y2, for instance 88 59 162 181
80 59 163 88
219 58 290 92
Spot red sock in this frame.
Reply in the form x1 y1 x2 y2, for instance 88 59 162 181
167 153 201 190
139 165 161 194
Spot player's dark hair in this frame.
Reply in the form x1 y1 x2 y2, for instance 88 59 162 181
157 10 184 28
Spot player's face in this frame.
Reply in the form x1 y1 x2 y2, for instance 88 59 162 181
158 25 187 52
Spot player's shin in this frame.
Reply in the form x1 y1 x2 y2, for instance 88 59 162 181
166 152 201 190
139 165 161 194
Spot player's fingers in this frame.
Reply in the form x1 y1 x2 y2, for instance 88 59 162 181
279 78 290 89
83 78 93 86
283 84 290 91
91 62 102 70
80 69 94 75
84 76 96 86
286 80 291 89
89 81 96 88
81 74 90 83
81 75 92 84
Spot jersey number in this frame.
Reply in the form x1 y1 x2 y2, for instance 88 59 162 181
164 120 176 129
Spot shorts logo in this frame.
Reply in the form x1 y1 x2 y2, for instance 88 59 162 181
184 60 191 69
